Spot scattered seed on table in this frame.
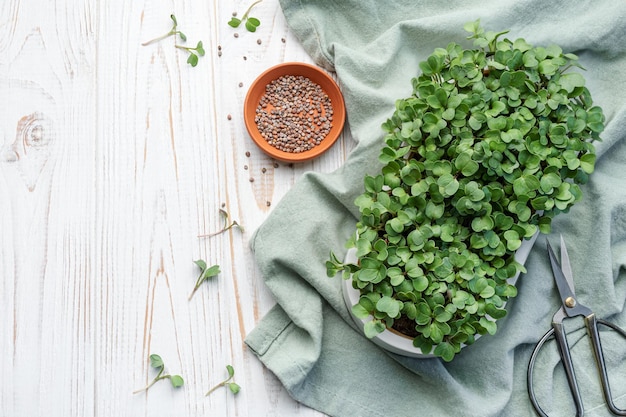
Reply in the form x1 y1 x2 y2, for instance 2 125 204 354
234 33 239 38
243 56 247 60
281 38 286 43
273 162 279 168
239 82 244 87
266 201 271 207
244 165 248 170
254 74 334 153
245 151 251 157
227 114 232 120
257 39 262 45
218 51 222 57
249 177 255 183
232 11 237 16
261 167 267 173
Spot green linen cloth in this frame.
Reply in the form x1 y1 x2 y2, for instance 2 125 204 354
244 1 626 416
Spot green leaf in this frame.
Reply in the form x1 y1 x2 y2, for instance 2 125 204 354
412 275 429 292
356 237 373 258
425 201 445 219
434 342 456 362
196 41 205 56
150 354 164 369
538 59 558 76
513 174 541 196
471 215 494 232
228 17 242 28
480 285 496 299
580 153 596 174
245 18 260 32
377 296 401 318
559 73 585 93
438 173 460 196
540 172 562 193
352 303 371 319
228 382 241 394
187 53 199 67
479 317 498 335
455 152 480 177
170 375 184 388
201 264 221 280
364 319 386 338
358 258 387 283
194 259 207 270
485 304 508 319
226 365 235 379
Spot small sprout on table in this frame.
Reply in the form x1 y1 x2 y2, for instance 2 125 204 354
206 365 241 396
142 14 187 46
228 0 262 32
198 208 244 238
142 14 204 67
176 41 205 67
188 260 221 301
133 354 184 394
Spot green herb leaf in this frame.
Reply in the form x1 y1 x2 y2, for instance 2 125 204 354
228 17 242 28
229 1 264 32
206 365 241 397
150 354 164 369
364 319 386 338
133 354 183 394
189 260 221 300
170 375 185 388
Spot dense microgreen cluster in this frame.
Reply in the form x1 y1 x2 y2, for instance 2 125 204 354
133 354 184 394
327 21 604 362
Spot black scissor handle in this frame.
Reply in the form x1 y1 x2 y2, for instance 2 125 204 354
528 323 584 417
586 315 626 416
528 317 626 416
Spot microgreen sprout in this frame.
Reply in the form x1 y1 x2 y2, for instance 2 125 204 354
228 0 262 32
142 14 204 67
198 209 244 238
176 41 205 67
133 354 184 394
188 260 221 301
142 14 187 46
205 365 241 396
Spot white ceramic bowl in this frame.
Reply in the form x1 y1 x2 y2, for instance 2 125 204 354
342 232 539 358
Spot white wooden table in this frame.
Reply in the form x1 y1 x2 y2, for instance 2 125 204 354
0 1 354 415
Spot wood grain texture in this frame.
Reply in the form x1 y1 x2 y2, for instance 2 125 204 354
0 1 355 416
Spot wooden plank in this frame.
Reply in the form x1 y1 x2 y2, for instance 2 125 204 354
0 0 354 416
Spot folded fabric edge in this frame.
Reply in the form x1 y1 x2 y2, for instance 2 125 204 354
244 304 322 405
278 0 335 71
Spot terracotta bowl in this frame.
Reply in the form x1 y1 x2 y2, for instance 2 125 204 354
243 62 346 162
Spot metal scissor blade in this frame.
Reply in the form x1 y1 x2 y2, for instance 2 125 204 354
547 239 577 310
559 234 576 297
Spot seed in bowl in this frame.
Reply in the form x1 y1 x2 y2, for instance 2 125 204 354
254 75 334 153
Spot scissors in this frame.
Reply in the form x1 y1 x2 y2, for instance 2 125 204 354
527 236 626 416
